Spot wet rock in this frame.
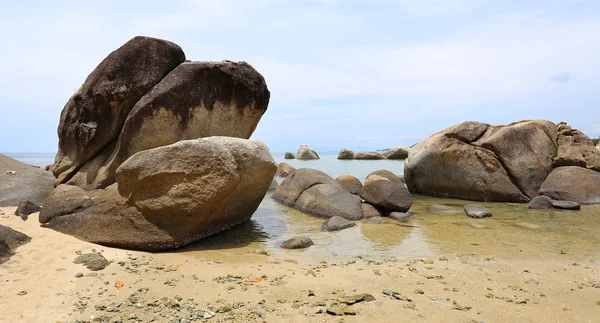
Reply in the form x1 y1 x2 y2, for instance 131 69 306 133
281 237 314 249
321 216 356 232
276 162 296 178
360 170 412 212
388 211 415 222
74 253 110 271
383 146 410 159
364 216 385 224
14 200 41 220
464 204 492 218
284 152 296 159
361 203 384 218
528 196 554 210
337 148 354 160
551 200 581 210
354 152 386 160
335 174 362 195
427 204 461 214
296 144 319 160
0 225 31 264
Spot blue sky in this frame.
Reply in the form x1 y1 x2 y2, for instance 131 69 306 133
1 0 599 153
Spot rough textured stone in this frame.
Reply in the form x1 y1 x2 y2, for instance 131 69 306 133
361 203 384 218
276 162 296 178
364 216 385 224
0 225 31 264
0 154 54 207
335 174 362 195
73 253 110 271
553 122 600 171
389 211 415 222
281 237 314 249
427 204 461 213
354 152 386 160
528 196 554 210
284 152 296 159
14 200 41 220
296 145 319 160
538 166 600 204
360 170 412 212
337 149 354 160
272 169 363 220
551 200 580 210
464 204 492 218
40 137 276 251
383 146 410 159
321 216 356 232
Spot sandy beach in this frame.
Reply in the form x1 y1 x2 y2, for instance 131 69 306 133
2 203 600 323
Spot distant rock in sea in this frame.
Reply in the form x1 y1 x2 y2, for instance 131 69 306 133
284 152 296 159
354 152 386 160
337 148 354 160
296 144 319 160
383 146 410 159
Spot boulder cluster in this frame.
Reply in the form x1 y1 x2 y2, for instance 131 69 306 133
38 36 276 251
284 144 320 160
337 146 410 160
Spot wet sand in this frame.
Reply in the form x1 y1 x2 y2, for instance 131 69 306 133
1 194 600 322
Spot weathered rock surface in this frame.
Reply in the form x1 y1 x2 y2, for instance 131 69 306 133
528 196 554 210
383 146 410 159
354 152 386 160
551 200 580 210
268 179 279 191
361 203 384 218
335 175 362 195
0 154 54 207
553 122 600 171
281 237 314 249
284 152 296 159
538 166 600 204
73 253 110 271
14 200 41 220
321 216 356 231
276 163 296 178
389 211 414 222
359 170 412 212
296 144 319 160
40 137 276 251
337 149 354 160
364 216 385 224
464 204 492 218
0 225 31 264
52 36 270 190
272 169 363 220
427 204 461 213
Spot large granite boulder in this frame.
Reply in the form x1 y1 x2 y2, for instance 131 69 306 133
0 154 54 207
296 144 319 160
354 152 386 160
383 146 410 159
272 168 363 220
40 137 276 251
335 174 362 195
538 166 600 204
0 225 31 264
360 170 412 212
552 122 600 171
404 120 560 202
337 149 354 160
52 37 270 190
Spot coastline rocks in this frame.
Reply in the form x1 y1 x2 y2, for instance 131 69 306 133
359 170 412 212
361 203 384 218
272 168 363 220
281 237 314 249
427 204 461 213
52 36 270 190
354 152 386 160
383 146 410 159
553 122 600 171
335 175 363 195
40 137 276 251
337 149 354 160
0 225 31 264
0 154 54 207
296 144 319 160
284 152 296 159
538 166 600 204
464 204 492 218
14 201 41 220
276 163 296 178
528 196 554 210
321 216 356 232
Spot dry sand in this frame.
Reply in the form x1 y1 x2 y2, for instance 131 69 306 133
1 206 600 323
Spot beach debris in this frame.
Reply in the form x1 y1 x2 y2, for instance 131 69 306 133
382 289 412 302
74 253 110 271
281 236 314 249
6 170 16 175
115 281 124 288
17 290 27 296
413 289 425 294
244 277 262 283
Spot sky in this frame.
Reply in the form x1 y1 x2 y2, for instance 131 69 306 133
1 0 599 153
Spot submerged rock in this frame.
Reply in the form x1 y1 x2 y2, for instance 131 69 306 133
296 144 319 160
321 216 356 232
389 211 415 222
464 204 492 218
551 200 581 210
360 170 412 212
427 204 461 213
281 237 314 249
335 174 362 195
337 149 354 160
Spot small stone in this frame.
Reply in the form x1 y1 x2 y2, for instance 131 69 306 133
281 237 314 249
464 204 492 218
74 253 110 271
17 291 27 296
75 272 84 278
203 312 215 319
413 289 424 294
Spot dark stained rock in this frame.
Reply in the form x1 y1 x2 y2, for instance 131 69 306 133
73 253 110 271
464 204 492 218
0 225 31 264
354 152 386 160
276 162 296 178
321 216 356 232
528 196 554 210
0 154 54 207
553 122 600 171
296 144 319 160
335 174 362 195
52 36 186 187
268 179 279 191
41 137 276 251
551 200 581 210
272 169 363 220
364 216 385 224
284 152 296 159
389 211 415 222
361 203 384 218
14 200 41 220
538 166 600 204
281 237 314 249
337 149 354 160
360 170 412 212
427 204 461 213
383 146 410 159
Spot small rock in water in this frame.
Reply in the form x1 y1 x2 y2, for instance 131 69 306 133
551 200 580 210
281 237 314 249
364 216 385 224
464 204 492 218
321 216 356 232
389 211 414 222
427 204 461 214
74 272 84 278
528 196 554 210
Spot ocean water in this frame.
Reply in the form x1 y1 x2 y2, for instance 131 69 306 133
3 152 56 167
